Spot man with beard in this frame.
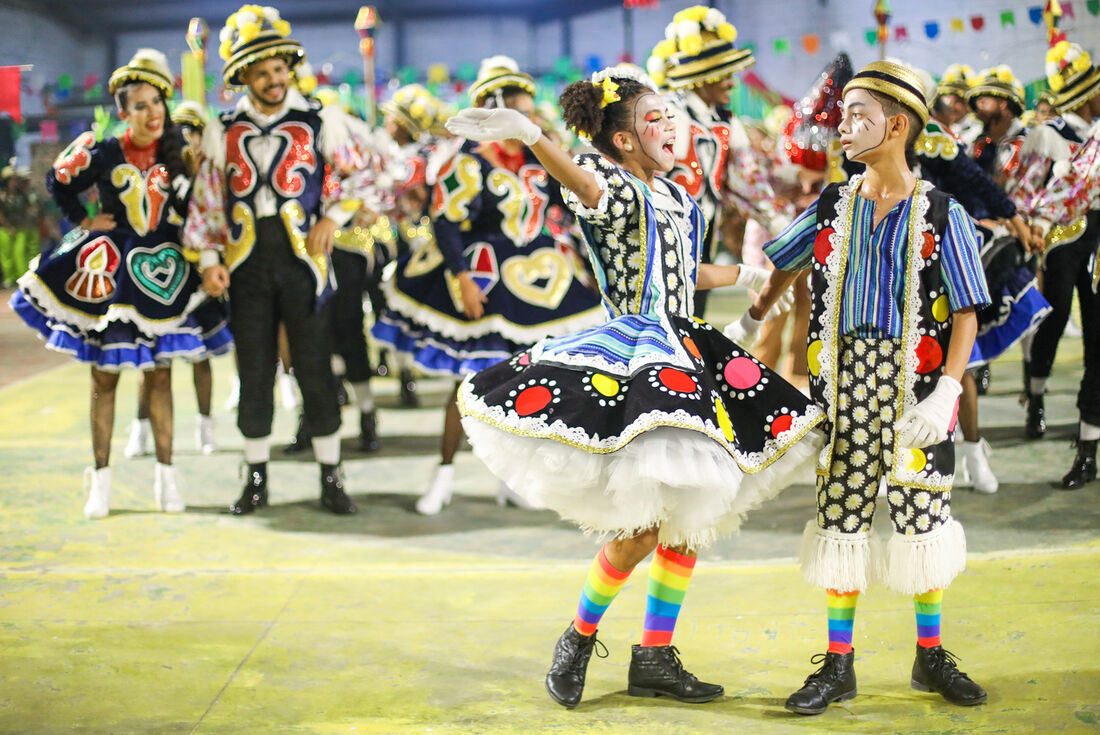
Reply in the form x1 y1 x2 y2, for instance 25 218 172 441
646 5 792 317
966 66 1027 185
185 4 372 515
930 64 982 146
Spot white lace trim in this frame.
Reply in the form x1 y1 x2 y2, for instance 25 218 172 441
381 277 606 344
458 375 824 472
17 271 206 337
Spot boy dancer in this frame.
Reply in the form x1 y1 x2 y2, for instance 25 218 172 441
733 61 991 713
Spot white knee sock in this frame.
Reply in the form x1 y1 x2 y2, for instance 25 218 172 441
312 432 340 465
352 381 375 413
1029 377 1048 395
244 437 270 464
1081 421 1100 441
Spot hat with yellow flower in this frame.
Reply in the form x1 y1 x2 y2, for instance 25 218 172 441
171 100 207 131
382 84 443 141
966 65 1025 116
935 64 974 100
219 5 303 89
646 6 753 91
109 48 174 99
468 55 536 108
1046 40 1100 114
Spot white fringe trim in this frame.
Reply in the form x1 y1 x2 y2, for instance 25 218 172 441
798 520 880 593
882 519 967 595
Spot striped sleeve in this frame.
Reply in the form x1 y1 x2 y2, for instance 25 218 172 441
939 201 991 311
763 199 817 271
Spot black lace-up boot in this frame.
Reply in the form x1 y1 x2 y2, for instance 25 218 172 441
230 462 268 515
399 368 419 407
359 411 380 452
627 645 724 703
911 645 987 705
785 651 857 715
545 625 607 708
1025 391 1046 439
284 414 311 453
320 463 356 514
1062 439 1098 489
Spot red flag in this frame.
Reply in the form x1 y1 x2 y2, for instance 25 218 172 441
0 66 21 124
971 14 985 30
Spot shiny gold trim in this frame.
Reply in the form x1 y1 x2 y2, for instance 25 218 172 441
469 73 536 106
108 68 174 98
843 77 929 127
1053 67 1100 114
1045 217 1087 249
666 48 754 88
224 39 304 89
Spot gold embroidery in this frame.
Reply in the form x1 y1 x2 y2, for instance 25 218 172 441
224 201 256 270
501 249 572 309
432 153 481 223
279 200 328 283
1045 217 1087 249
914 130 959 161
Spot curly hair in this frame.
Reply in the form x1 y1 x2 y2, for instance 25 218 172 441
115 85 189 183
559 77 651 161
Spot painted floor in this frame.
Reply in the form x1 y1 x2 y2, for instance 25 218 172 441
0 287 1098 734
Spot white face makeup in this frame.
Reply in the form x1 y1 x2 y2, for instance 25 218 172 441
628 92 677 173
838 88 889 162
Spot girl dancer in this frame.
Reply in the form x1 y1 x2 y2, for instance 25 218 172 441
447 65 823 707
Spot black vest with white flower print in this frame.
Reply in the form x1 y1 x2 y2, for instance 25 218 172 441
808 175 956 491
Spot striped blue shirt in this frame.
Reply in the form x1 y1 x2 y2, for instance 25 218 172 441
764 194 991 338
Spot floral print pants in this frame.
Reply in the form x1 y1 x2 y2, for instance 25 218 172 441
816 336 953 536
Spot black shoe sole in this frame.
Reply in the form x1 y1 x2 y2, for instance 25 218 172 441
545 678 581 709
784 689 856 715
911 679 987 706
626 685 724 703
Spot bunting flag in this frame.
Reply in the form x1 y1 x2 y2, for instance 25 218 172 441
925 21 940 38
0 66 21 123
1029 6 1044 23
1088 0 1099 16
971 14 985 30
1001 10 1016 25
802 34 820 54
864 28 877 45
1063 1 1076 17
950 17 966 32
895 25 909 40
774 37 791 54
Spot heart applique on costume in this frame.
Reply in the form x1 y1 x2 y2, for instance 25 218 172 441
501 249 571 309
127 243 188 305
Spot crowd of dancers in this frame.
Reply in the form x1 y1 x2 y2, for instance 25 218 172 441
9 1 1100 716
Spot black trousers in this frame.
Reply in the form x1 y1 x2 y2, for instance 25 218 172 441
230 217 341 439
1029 212 1100 425
329 248 373 383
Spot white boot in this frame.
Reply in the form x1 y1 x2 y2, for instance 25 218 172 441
416 464 454 515
224 375 240 411
123 418 151 458
278 367 301 410
154 462 186 512
496 480 538 509
195 415 217 455
959 439 999 494
83 466 111 519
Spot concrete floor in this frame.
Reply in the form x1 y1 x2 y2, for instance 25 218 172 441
1 287 1098 734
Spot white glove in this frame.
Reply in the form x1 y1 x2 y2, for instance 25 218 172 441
895 375 962 449
735 264 771 292
444 108 542 146
723 311 765 345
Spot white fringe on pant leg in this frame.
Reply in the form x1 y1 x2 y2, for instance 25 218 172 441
798 520 875 593
882 519 967 595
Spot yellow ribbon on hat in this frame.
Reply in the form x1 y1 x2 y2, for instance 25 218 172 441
595 78 621 108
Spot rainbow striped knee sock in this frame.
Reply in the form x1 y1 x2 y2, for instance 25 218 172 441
641 545 697 647
915 588 943 648
826 589 859 654
572 545 632 637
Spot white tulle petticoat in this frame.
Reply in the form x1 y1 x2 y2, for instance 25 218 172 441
462 419 823 550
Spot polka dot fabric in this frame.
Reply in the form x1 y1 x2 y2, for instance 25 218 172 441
461 313 821 467
816 337 953 536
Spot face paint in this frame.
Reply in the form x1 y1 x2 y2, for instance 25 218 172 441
838 89 889 161
628 92 677 173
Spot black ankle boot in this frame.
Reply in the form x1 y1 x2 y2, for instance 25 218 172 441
627 645 724 703
359 411 380 452
785 651 857 715
911 645 986 706
231 462 268 515
1025 392 1046 439
284 414 311 453
974 364 991 395
335 380 349 407
320 463 356 514
399 368 419 407
1062 439 1098 489
545 624 607 708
